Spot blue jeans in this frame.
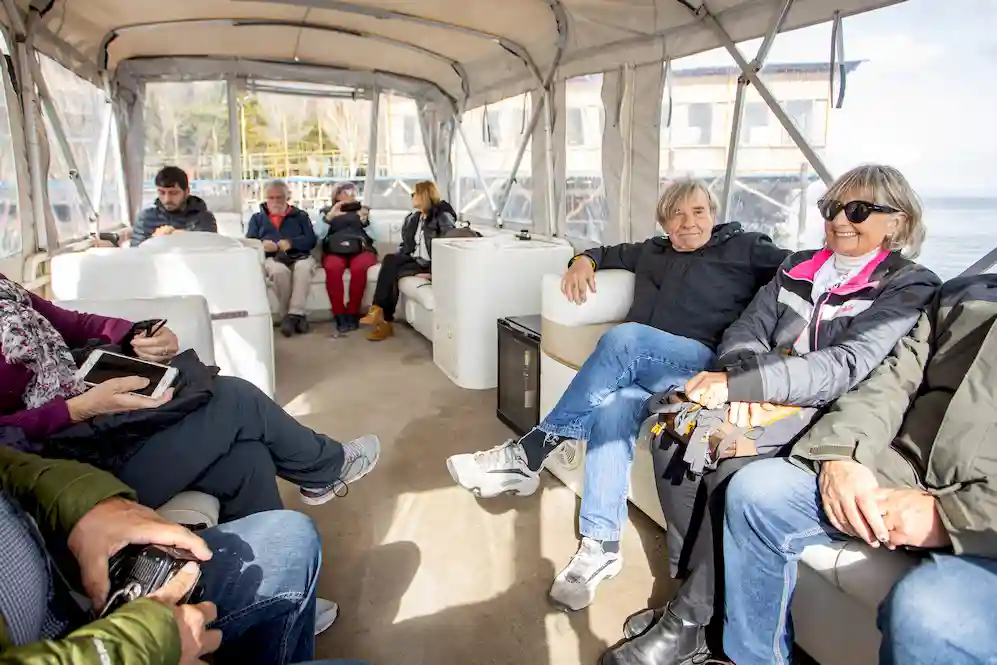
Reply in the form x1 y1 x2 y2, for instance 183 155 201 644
540 322 714 541
722 458 997 665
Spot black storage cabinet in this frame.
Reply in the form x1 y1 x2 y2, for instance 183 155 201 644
496 316 542 435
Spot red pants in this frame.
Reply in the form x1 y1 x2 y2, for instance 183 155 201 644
322 252 378 315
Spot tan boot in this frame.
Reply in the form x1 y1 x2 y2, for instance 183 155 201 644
359 305 384 326
366 321 394 341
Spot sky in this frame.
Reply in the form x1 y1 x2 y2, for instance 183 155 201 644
675 0 997 197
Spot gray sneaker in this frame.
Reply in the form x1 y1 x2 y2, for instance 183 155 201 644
549 537 623 611
300 434 381 505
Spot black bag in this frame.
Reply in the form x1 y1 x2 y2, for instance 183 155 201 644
323 229 371 256
273 249 311 266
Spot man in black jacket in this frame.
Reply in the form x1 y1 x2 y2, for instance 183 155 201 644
131 167 218 246
447 179 790 610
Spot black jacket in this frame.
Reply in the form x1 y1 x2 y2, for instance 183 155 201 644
581 222 790 350
399 201 457 262
42 349 219 472
131 196 218 246
319 208 375 255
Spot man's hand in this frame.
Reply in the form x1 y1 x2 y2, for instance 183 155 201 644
277 239 292 252
685 372 729 409
819 460 891 548
877 488 951 549
131 325 180 362
261 240 279 253
67 498 212 610
561 257 597 305
66 377 174 422
150 563 221 665
152 225 176 238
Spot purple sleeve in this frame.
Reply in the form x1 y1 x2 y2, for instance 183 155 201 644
0 398 72 441
28 292 133 348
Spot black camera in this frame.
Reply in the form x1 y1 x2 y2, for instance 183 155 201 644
99 544 203 618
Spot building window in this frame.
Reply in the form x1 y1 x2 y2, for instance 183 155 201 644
566 107 585 146
743 101 770 145
687 102 713 145
784 99 815 144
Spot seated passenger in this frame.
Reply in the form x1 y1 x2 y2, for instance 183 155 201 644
601 164 940 665
247 179 319 338
447 179 790 610
359 181 455 341
721 274 997 665
0 275 380 522
319 182 377 336
0 440 365 665
131 166 217 246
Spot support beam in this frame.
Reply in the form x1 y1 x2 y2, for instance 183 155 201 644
719 80 746 222
90 76 114 229
365 83 380 204
494 95 546 221
226 77 243 215
692 4 834 184
454 117 500 226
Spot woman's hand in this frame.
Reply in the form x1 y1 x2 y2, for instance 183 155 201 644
325 201 346 220
561 258 597 305
131 325 179 362
67 377 174 421
819 460 890 548
685 371 729 409
359 206 370 223
728 401 777 427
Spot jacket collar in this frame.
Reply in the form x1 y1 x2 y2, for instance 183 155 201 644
786 248 893 294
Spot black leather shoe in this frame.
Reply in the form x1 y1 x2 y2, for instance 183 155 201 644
601 609 707 665
280 315 296 337
623 607 664 639
295 314 311 334
345 314 360 331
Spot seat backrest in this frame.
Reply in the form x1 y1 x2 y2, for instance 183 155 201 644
53 295 215 363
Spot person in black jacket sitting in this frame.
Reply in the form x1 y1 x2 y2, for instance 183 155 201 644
246 180 318 338
446 179 790 611
359 180 456 341
320 182 377 336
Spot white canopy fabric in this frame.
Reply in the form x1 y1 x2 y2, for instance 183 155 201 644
15 0 898 110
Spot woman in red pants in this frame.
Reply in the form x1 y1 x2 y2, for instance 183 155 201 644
320 182 378 336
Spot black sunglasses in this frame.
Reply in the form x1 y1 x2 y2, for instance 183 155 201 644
818 198 900 223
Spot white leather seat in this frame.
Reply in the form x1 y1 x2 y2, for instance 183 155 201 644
53 295 221 528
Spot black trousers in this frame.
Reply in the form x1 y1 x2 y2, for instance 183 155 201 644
373 252 426 322
116 376 345 523
652 438 780 641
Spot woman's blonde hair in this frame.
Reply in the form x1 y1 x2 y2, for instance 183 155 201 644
822 164 925 257
413 180 442 207
655 179 719 226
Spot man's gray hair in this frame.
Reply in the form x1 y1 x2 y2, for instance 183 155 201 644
822 164 925 257
656 179 719 225
264 179 291 198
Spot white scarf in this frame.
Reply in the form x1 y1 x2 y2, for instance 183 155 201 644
0 279 83 408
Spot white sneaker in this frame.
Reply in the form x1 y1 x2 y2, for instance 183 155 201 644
446 440 540 498
315 597 339 635
549 538 623 611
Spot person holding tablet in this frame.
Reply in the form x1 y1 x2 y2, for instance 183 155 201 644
0 274 381 525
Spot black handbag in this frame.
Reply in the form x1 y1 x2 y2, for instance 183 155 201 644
323 228 372 256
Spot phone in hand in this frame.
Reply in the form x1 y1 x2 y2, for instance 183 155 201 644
76 349 178 399
340 200 363 212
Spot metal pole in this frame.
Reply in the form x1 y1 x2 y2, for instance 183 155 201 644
364 82 379 204
226 77 242 214
796 162 809 249
454 116 500 225
720 78 746 223
754 0 795 67
494 93 547 220
91 76 114 230
542 88 557 236
698 11 833 184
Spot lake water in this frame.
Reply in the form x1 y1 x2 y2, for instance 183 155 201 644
916 203 997 281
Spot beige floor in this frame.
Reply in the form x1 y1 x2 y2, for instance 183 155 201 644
272 322 678 665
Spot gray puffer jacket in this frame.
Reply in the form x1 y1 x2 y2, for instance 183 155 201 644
130 195 218 246
718 248 941 407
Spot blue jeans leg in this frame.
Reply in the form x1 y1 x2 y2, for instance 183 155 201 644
578 386 651 541
198 510 322 665
539 322 715 441
721 458 839 665
879 553 997 665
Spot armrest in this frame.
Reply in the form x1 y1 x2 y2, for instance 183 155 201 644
540 270 635 370
53 296 215 364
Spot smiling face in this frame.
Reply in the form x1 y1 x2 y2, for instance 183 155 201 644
659 187 716 252
823 189 904 257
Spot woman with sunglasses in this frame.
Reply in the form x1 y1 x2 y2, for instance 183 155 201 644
320 182 378 336
601 163 941 665
360 180 455 341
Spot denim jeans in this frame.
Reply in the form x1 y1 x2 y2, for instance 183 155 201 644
722 457 997 665
539 322 714 541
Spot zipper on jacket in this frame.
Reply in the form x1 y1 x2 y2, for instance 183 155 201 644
888 440 926 489
809 291 830 350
